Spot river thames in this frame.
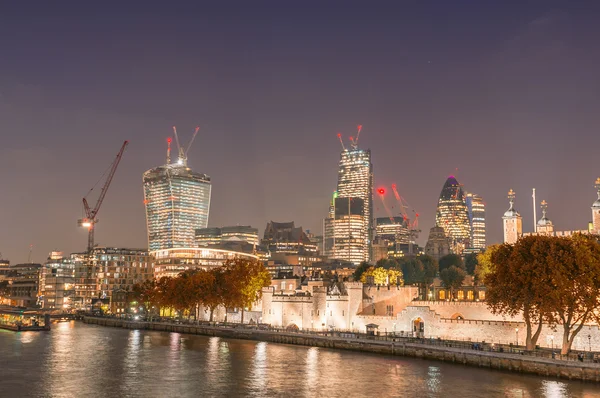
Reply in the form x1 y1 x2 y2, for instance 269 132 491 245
2 322 600 397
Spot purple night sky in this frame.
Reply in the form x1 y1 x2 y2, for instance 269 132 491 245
1 2 599 263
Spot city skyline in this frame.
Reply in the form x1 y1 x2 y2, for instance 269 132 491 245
2 2 600 263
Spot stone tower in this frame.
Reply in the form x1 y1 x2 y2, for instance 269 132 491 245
536 200 554 235
593 178 600 234
503 189 522 244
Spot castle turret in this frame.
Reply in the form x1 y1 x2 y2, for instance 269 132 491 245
536 200 554 235
592 178 600 234
503 189 522 244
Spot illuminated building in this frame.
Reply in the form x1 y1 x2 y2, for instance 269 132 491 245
375 217 409 244
324 197 367 265
324 129 373 263
336 142 373 259
39 252 75 310
262 221 318 255
73 248 153 312
466 193 486 250
153 247 258 279
143 134 211 251
435 176 471 253
196 225 259 247
0 263 41 307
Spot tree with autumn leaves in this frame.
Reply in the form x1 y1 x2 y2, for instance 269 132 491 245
131 258 271 323
485 234 600 354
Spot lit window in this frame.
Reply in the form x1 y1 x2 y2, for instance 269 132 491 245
439 290 446 300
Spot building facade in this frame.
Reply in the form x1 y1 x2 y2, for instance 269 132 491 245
39 252 75 310
143 163 211 251
324 197 368 265
435 176 471 253
324 136 373 264
153 247 259 279
375 216 409 244
466 193 486 250
196 225 259 247
73 248 153 311
592 178 600 234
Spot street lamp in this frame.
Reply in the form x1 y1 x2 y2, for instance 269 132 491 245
589 334 592 352
550 335 554 351
515 328 519 346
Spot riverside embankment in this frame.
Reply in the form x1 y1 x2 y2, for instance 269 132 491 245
83 316 600 382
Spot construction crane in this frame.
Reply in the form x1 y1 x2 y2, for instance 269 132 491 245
391 183 421 256
172 126 200 166
78 141 129 252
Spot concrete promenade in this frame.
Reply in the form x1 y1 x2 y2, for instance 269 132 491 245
83 316 600 382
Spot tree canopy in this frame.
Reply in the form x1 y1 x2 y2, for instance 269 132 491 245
439 266 466 299
438 254 464 272
131 258 271 323
484 234 600 353
360 266 403 286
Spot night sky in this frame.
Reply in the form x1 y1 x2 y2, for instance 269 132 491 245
1 2 599 263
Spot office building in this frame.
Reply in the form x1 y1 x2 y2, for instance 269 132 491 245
435 176 471 253
39 252 75 310
143 139 211 251
324 197 367 265
375 216 409 244
73 248 153 312
466 193 486 250
324 130 373 264
196 225 259 247
153 247 259 279
262 221 318 254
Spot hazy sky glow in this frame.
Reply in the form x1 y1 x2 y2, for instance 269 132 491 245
1 2 599 263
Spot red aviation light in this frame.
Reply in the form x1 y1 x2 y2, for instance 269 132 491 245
377 188 385 195
167 137 172 143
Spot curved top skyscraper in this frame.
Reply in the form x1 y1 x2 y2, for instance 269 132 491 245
435 176 471 253
143 129 212 251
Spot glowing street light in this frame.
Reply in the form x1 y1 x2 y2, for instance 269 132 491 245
515 328 519 346
550 335 554 351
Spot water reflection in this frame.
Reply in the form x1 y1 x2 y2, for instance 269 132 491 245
1 323 599 397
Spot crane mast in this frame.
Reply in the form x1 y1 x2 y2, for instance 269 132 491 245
78 141 129 252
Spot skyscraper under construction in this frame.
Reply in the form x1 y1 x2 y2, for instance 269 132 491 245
143 127 211 251
435 176 471 253
324 126 373 264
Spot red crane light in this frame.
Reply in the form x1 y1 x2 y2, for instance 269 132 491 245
377 188 385 195
167 137 172 143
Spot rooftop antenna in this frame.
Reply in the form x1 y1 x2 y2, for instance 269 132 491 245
27 244 33 264
166 137 172 164
532 188 537 232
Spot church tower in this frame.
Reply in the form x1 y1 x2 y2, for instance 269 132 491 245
592 178 600 234
536 200 554 235
503 189 522 244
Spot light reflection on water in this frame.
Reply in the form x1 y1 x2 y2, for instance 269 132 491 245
1 323 600 398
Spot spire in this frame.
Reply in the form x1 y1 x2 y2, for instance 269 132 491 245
508 189 515 210
595 178 600 201
504 189 519 218
540 200 548 219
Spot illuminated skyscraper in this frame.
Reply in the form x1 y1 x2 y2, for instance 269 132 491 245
324 128 373 264
435 176 471 253
143 130 211 251
466 193 486 250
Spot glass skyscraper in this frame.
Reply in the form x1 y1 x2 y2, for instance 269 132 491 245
143 162 211 251
466 193 486 250
435 176 471 253
324 138 373 264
